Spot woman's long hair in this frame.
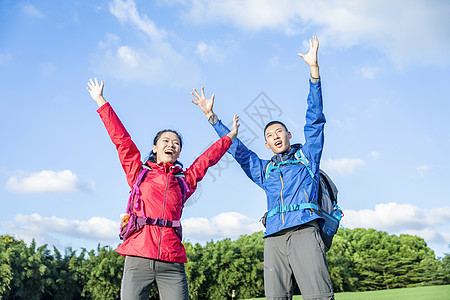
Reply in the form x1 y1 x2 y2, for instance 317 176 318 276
145 129 184 168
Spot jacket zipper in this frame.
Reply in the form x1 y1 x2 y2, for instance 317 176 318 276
279 172 285 226
157 171 170 260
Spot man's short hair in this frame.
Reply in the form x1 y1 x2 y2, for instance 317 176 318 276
264 121 288 137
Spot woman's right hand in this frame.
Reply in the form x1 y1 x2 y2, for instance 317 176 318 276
86 78 107 107
190 87 214 118
226 114 240 140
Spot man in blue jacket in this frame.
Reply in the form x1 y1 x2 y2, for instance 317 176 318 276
191 36 334 300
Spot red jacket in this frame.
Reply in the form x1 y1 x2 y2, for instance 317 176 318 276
98 103 232 263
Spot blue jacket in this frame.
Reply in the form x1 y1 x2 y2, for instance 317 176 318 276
212 80 325 237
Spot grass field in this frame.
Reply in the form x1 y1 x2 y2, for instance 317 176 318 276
245 285 450 300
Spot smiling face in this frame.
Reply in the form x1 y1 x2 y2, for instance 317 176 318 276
264 123 292 154
152 131 181 164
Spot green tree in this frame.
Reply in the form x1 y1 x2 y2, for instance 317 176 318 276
191 232 265 299
81 244 124 300
338 228 438 291
229 232 265 298
41 247 85 300
184 242 207 299
326 229 359 292
0 235 14 298
185 232 265 299
2 238 55 300
439 249 450 285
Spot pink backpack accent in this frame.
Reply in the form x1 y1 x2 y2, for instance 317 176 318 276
119 165 189 241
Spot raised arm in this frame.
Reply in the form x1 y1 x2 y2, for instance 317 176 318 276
86 78 141 187
298 36 325 172
190 88 267 188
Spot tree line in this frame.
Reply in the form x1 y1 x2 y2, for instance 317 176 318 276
1 228 449 299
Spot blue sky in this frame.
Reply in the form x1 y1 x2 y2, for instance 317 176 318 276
1 0 449 258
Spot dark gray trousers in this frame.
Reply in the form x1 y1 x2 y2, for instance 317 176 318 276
263 221 334 300
121 256 189 300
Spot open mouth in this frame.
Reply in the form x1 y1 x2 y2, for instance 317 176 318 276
164 148 175 155
274 141 282 147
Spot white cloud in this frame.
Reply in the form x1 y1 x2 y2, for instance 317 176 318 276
3 206 449 257
369 151 380 159
1 214 118 247
359 66 381 79
5 170 94 193
110 0 166 41
342 202 450 245
20 3 45 18
183 212 264 241
195 41 225 63
116 45 140 67
91 0 200 87
321 157 365 175
183 0 450 66
186 0 302 33
1 212 263 249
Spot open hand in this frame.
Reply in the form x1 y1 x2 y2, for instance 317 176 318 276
191 87 214 117
226 114 240 140
298 36 319 68
86 78 106 107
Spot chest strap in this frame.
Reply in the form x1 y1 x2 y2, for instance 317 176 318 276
267 203 319 218
137 217 181 228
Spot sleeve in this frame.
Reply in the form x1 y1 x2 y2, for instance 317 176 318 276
211 120 267 189
97 103 142 187
302 79 326 175
183 135 232 195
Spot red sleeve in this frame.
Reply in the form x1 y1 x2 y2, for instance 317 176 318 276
183 135 232 197
97 103 141 187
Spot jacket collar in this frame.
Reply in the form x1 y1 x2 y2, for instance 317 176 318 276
270 143 302 164
146 161 183 174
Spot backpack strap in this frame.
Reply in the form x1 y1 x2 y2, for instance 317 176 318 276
174 173 190 204
127 166 150 217
264 148 315 179
319 169 337 204
265 161 277 179
295 148 314 179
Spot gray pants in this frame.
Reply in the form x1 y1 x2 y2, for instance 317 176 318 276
263 221 334 300
121 256 189 300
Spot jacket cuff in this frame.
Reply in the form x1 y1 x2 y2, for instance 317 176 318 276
221 135 232 145
221 134 233 144
97 102 111 114
310 74 320 83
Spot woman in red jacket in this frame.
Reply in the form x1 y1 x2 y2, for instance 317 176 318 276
86 78 239 300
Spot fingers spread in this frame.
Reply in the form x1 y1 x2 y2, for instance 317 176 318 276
192 88 200 99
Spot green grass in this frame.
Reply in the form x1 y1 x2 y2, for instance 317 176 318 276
244 285 450 300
